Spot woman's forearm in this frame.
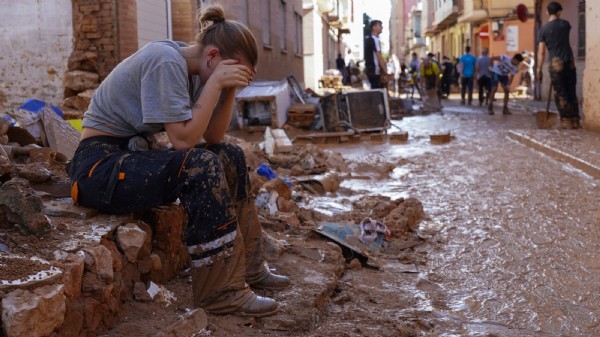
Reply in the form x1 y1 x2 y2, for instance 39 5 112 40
204 88 236 144
164 78 222 150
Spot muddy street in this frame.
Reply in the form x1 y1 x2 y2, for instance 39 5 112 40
299 101 600 336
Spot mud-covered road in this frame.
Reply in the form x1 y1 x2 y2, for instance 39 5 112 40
303 104 600 336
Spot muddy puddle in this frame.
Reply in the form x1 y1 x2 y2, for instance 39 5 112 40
304 110 600 336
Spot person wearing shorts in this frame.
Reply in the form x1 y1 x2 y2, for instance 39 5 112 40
488 53 524 115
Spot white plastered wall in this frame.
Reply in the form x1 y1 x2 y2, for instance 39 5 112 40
0 0 73 111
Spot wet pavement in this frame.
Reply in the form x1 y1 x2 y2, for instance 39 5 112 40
305 96 600 336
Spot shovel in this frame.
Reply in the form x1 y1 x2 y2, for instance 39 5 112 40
536 83 558 129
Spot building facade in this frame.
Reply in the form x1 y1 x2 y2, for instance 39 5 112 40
302 0 356 91
0 0 303 112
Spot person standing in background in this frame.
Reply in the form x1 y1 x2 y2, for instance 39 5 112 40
476 48 492 106
420 56 441 111
336 53 348 85
441 56 454 98
408 52 422 99
537 1 580 129
364 20 389 89
459 46 477 105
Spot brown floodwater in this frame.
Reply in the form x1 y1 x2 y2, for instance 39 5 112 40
305 107 600 336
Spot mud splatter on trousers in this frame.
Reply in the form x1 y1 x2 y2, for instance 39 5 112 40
67 136 250 264
549 58 580 120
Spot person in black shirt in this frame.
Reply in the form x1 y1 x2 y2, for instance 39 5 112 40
364 20 389 89
336 53 349 84
441 56 454 98
537 1 581 129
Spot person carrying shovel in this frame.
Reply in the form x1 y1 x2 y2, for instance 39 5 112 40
537 1 581 129
66 4 290 317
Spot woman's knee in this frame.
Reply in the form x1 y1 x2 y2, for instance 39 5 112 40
182 148 225 179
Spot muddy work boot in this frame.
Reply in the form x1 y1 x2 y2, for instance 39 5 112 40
191 228 279 318
247 263 292 290
235 197 291 290
197 283 279 317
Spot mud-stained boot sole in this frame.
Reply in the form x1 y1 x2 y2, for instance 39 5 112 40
236 306 279 318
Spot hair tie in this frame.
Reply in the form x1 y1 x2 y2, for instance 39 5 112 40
213 17 225 23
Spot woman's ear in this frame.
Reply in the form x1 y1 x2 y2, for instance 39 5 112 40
206 47 220 62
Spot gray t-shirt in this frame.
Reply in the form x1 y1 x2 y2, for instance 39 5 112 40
476 55 491 79
83 40 202 137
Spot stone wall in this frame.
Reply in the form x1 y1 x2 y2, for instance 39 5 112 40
0 0 73 112
0 203 189 337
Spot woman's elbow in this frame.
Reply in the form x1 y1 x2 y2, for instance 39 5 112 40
169 137 198 151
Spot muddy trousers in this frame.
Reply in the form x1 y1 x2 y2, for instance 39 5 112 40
66 136 268 311
549 60 580 120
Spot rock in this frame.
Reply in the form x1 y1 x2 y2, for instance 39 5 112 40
1 284 66 337
384 197 425 237
157 308 207 337
347 258 362 270
0 155 12 175
43 198 98 220
67 51 98 72
274 212 301 228
262 231 286 262
52 252 85 299
64 70 99 92
0 178 51 235
82 245 114 282
83 297 105 332
116 223 147 263
262 177 292 200
150 253 162 271
61 95 90 111
138 205 187 281
133 282 152 302
14 162 52 183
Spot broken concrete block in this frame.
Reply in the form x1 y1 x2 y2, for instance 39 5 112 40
270 128 293 153
264 127 293 156
1 284 66 337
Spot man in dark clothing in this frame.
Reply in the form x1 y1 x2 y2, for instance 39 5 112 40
538 1 581 129
364 20 389 89
441 56 454 98
476 48 492 106
336 53 348 84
